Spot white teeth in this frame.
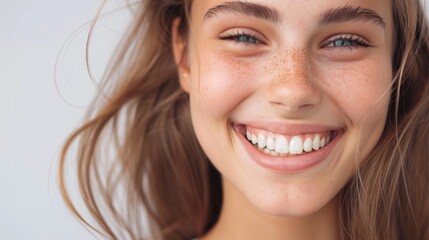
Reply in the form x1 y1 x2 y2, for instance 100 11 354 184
245 129 332 156
289 136 304 154
274 135 288 154
266 136 275 150
257 133 266 149
263 148 270 154
313 135 320 150
320 137 326 148
303 137 313 152
251 134 258 144
246 131 252 141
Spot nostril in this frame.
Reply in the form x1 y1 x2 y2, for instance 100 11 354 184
298 103 316 109
265 79 322 112
269 100 316 112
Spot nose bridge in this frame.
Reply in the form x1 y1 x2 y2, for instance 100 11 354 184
264 48 320 111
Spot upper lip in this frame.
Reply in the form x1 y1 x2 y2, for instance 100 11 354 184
234 120 343 135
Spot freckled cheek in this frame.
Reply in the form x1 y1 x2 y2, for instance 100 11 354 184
321 62 392 123
190 55 259 117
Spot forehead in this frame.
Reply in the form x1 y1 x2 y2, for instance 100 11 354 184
191 0 392 27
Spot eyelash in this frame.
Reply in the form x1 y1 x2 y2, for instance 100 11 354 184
321 34 370 49
220 32 370 50
219 31 263 45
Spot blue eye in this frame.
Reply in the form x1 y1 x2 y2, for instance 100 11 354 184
329 39 359 47
323 35 369 49
220 31 262 45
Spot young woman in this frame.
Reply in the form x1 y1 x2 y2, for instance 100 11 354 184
59 0 429 239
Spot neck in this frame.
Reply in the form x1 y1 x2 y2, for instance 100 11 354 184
202 179 341 240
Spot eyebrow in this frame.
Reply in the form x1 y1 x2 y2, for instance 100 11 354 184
204 1 281 23
204 2 385 29
318 5 386 28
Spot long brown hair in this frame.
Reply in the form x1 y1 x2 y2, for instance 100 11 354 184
59 0 429 239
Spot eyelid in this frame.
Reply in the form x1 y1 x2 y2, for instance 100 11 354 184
219 28 268 45
320 34 370 48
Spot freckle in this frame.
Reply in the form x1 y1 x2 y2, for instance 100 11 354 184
281 191 289 201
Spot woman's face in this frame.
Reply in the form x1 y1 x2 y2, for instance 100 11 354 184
176 0 393 216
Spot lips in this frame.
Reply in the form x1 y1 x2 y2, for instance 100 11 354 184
233 123 343 173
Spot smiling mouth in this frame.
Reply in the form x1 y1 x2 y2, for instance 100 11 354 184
237 124 342 157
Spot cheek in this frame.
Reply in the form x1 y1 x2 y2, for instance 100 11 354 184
189 50 260 117
320 58 392 125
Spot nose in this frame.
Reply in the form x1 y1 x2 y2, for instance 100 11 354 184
264 49 321 113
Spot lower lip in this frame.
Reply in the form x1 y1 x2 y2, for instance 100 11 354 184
233 124 342 173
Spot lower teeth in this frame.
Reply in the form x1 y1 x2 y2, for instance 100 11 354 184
263 148 280 156
255 144 300 156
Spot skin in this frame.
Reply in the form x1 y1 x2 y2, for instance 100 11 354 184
172 0 394 239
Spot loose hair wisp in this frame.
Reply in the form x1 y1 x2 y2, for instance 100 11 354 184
59 0 429 239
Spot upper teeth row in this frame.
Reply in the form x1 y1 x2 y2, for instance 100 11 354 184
246 130 330 155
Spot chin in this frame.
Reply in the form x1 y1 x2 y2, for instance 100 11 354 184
248 190 337 218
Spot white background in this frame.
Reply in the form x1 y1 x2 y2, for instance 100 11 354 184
0 1 428 240
0 0 129 239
